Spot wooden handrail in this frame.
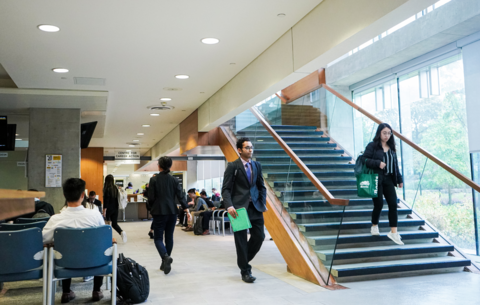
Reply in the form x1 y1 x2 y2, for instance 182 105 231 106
322 84 480 194
249 107 349 206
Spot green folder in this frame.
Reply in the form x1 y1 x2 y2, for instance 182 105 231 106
227 207 252 232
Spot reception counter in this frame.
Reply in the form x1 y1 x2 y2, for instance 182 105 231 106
118 194 152 221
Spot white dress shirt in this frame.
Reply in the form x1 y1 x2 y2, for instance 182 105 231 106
42 205 105 244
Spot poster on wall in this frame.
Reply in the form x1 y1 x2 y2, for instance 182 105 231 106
46 154 62 187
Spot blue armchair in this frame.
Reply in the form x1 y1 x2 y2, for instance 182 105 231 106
0 228 47 305
47 225 117 305
17 217 51 223
0 221 47 231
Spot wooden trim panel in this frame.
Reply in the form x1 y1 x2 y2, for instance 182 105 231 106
81 147 104 199
250 107 349 206
281 70 323 103
0 189 46 199
323 84 480 193
0 198 35 220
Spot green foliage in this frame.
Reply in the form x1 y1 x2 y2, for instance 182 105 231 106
415 192 475 250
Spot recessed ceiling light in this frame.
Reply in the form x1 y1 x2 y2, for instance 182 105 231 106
16 139 22 141
150 113 160 116
201 38 220 45
133 140 139 142
175 75 189 79
38 24 60 32
15 134 19 136
129 145 135 147
52 68 69 73
277 13 286 17
142 125 150 127
137 133 144 135
160 98 171 101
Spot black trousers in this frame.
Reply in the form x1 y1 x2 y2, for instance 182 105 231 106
233 204 265 275
62 277 103 293
201 211 213 231
152 214 177 258
106 209 123 235
372 174 398 227
178 209 188 226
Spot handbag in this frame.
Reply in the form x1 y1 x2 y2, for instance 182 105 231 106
356 164 378 198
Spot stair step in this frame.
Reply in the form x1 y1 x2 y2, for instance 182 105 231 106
257 156 352 162
291 208 412 220
274 180 357 188
257 142 337 147
307 231 440 246
286 198 396 209
253 136 330 142
279 188 358 197
255 149 344 155
331 257 471 278
238 130 324 136
271 125 317 130
299 219 425 232
319 243 454 261
263 164 354 170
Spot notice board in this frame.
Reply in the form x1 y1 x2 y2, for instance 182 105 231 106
46 154 62 187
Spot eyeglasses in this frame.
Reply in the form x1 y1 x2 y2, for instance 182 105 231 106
243 146 254 150
381 132 391 136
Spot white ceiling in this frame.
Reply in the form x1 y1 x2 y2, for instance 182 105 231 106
0 0 323 152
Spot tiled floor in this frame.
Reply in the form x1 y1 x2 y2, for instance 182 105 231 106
1 221 480 305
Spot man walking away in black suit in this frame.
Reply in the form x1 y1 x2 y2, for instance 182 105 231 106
149 157 191 274
222 137 267 283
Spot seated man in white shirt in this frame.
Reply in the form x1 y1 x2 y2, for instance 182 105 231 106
42 178 106 304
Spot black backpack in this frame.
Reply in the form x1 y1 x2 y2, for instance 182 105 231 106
193 215 204 235
117 253 150 304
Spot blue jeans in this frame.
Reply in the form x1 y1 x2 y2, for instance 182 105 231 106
152 214 177 258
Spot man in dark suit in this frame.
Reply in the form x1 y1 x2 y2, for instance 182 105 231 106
222 137 267 283
87 191 102 213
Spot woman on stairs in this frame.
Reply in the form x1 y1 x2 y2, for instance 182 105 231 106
363 123 404 245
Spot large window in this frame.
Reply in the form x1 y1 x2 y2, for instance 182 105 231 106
353 54 477 253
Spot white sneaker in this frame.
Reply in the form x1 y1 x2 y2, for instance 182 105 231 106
121 231 128 243
387 232 404 245
371 225 380 236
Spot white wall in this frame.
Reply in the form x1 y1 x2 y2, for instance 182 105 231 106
462 39 480 153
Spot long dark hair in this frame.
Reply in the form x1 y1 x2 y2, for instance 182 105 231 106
373 123 396 152
103 174 118 198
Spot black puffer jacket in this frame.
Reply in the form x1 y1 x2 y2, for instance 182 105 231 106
363 141 403 186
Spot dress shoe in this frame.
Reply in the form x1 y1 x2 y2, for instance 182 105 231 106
202 229 209 235
148 231 154 239
241 273 256 283
183 227 193 232
61 290 76 303
92 290 104 302
162 255 173 274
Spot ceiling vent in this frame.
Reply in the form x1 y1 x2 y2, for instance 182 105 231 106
126 142 139 146
74 77 106 86
148 102 174 111
163 87 182 91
